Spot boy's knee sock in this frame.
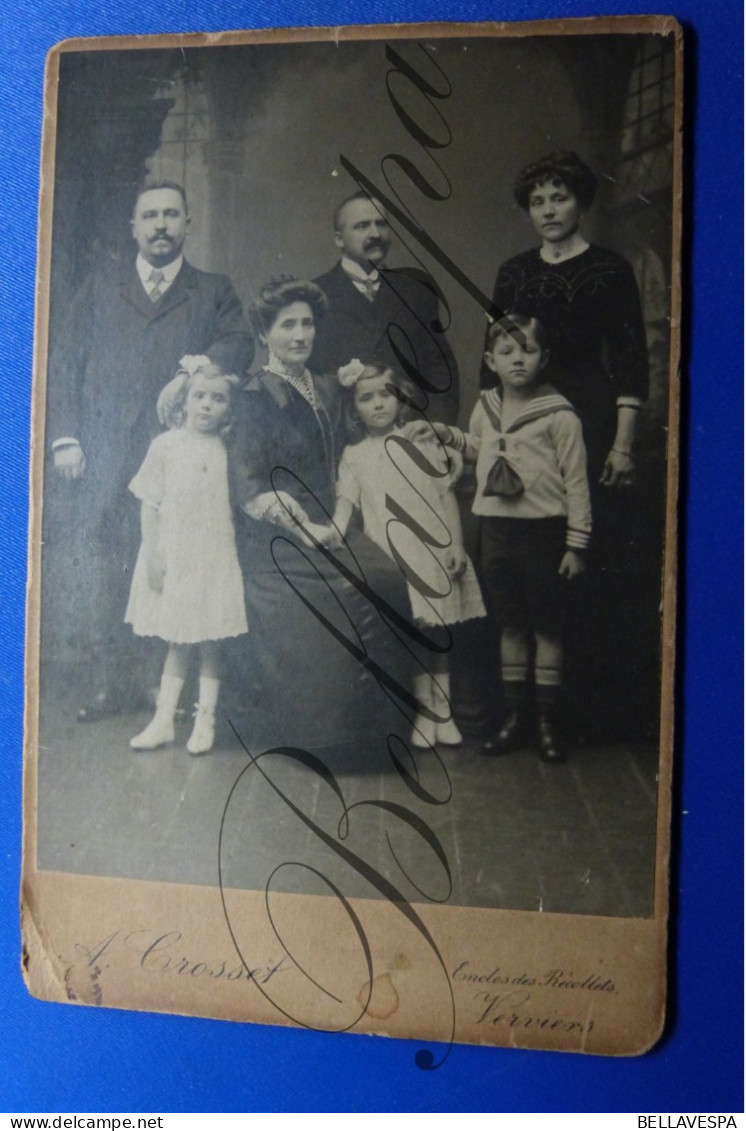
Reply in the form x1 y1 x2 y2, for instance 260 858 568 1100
535 665 562 709
502 669 528 711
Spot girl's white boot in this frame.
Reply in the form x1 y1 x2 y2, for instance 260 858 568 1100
187 676 220 756
130 675 184 750
433 673 463 746
410 672 437 749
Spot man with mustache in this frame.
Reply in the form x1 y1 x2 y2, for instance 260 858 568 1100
312 192 460 423
47 181 254 721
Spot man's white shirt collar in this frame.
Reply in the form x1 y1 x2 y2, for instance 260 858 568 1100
136 254 184 294
340 255 380 283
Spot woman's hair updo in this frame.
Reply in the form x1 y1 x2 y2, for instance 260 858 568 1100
249 275 328 339
513 151 598 212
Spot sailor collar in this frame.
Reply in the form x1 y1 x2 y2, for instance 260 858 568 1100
480 385 576 434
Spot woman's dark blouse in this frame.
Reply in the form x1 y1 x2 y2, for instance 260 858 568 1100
487 246 649 463
230 369 341 535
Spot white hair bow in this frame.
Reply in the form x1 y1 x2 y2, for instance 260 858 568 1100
177 354 213 377
337 359 367 388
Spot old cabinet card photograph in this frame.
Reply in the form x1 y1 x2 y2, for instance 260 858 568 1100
23 16 681 1060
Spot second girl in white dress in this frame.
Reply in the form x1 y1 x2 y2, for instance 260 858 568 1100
332 361 485 749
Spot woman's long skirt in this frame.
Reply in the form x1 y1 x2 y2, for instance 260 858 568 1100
228 520 423 756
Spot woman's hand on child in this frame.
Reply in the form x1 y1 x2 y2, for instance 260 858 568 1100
53 444 86 479
558 550 586 580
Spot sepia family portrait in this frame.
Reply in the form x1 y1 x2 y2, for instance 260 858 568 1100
25 21 680 1053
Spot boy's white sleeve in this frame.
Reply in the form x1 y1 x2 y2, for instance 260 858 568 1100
335 446 361 506
551 412 593 551
434 445 463 493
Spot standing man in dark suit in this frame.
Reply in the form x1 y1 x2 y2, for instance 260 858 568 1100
47 181 254 720
312 191 460 424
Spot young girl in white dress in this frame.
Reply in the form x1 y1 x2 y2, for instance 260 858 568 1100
125 355 248 755
332 361 485 749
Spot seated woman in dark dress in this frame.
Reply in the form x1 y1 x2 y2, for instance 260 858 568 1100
228 276 416 753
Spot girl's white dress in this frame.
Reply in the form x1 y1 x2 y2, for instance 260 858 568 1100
336 431 486 627
125 429 248 644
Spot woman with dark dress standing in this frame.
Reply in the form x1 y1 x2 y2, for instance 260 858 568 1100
485 152 651 741
488 151 649 482
228 276 414 753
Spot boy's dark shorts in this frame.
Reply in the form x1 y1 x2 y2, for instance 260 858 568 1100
479 516 569 635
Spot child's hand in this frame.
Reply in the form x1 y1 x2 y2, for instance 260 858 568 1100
558 550 586 580
445 545 467 580
398 419 437 446
430 422 455 444
53 444 86 479
147 553 166 593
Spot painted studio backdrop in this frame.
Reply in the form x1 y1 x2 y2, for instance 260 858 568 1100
37 33 675 916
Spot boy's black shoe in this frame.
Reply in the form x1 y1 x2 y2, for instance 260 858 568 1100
483 709 525 755
537 709 567 764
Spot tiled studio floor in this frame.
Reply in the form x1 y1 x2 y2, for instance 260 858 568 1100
35 691 659 919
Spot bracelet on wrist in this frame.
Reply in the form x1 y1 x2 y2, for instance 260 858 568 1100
611 447 633 458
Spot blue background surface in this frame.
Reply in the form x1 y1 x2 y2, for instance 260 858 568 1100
0 0 742 1114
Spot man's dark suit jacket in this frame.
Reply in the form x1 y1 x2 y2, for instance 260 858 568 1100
47 257 254 517
312 262 460 424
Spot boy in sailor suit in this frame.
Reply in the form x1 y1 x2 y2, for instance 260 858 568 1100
440 312 592 763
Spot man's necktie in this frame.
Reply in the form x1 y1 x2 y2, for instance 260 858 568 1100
358 277 378 301
343 268 379 301
149 269 165 302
